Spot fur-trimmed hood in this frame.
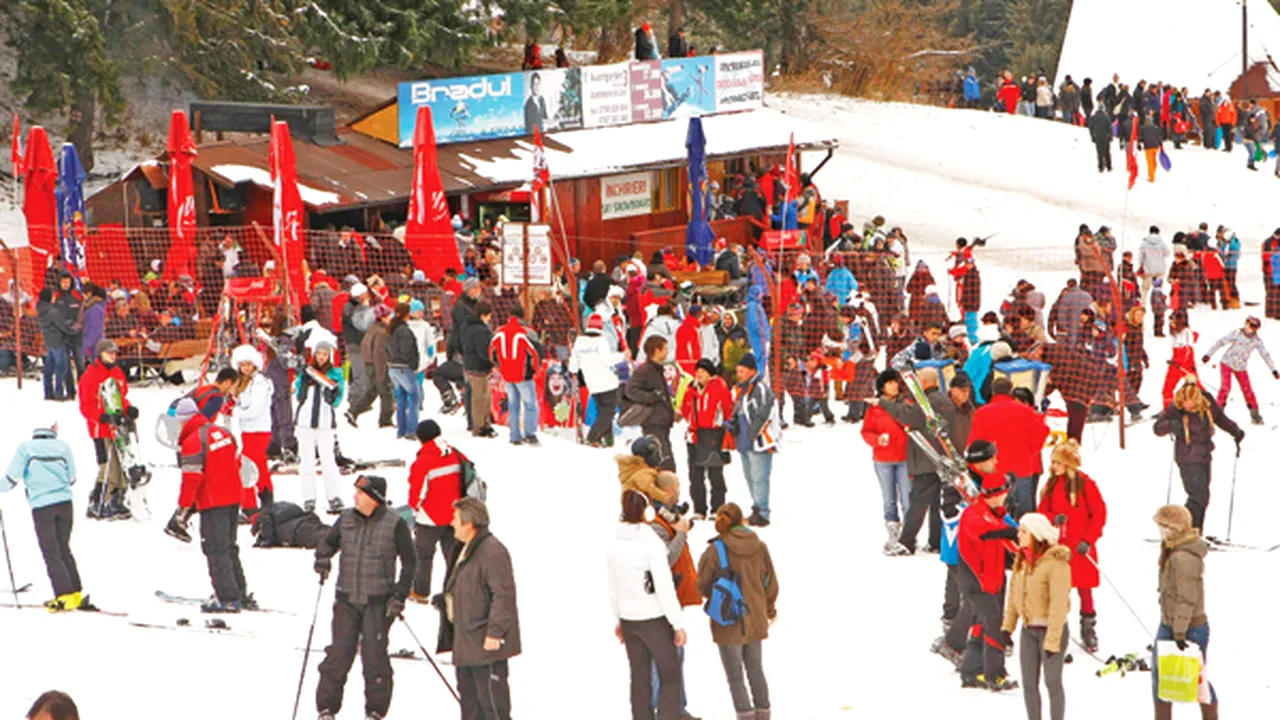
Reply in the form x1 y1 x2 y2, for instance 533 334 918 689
615 455 661 501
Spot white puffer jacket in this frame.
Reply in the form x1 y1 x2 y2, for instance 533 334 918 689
568 331 625 394
606 522 684 628
235 373 274 433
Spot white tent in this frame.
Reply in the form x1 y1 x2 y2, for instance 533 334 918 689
1056 0 1280 96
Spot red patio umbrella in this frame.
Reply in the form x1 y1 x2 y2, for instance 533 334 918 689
22 126 57 290
405 105 461 282
270 119 307 312
162 110 198 281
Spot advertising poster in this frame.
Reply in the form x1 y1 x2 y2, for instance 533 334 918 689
629 60 665 123
500 223 552 285
398 73 526 147
523 68 583 135
581 62 632 128
600 172 652 220
714 51 765 112
660 57 716 119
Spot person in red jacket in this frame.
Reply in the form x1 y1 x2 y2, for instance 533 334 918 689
862 369 910 554
674 305 704 374
78 339 138 520
680 359 734 518
997 73 1021 114
178 412 253 613
967 377 1049 520
1199 249 1227 310
489 304 541 445
1036 439 1107 653
405 419 463 604
957 439 1019 692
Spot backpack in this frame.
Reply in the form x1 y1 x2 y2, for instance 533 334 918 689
703 538 748 630
457 450 487 502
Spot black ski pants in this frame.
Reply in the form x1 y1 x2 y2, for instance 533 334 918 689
688 454 726 518
899 472 941 552
1219 122 1234 151
588 389 618 445
1094 141 1113 171
317 594 394 717
33 501 81 597
199 505 246 604
457 659 512 720
412 523 458 598
1179 462 1212 530
621 617 682 720
958 564 1008 681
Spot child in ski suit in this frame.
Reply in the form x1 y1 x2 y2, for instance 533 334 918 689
3 418 86 611
1202 316 1278 425
1161 310 1197 407
231 344 274 515
296 338 347 515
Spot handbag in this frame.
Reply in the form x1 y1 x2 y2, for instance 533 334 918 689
1155 640 1202 703
618 403 654 427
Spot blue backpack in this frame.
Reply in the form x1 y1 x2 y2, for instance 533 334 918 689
704 539 748 629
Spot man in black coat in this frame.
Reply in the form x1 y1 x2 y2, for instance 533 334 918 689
1080 78 1095 118
460 301 497 438
583 261 616 311
1088 105 1114 172
1199 90 1217 149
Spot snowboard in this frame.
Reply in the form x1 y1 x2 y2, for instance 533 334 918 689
100 377 153 490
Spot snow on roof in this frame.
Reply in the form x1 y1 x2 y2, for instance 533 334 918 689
454 106 838 186
206 163 343 208
1057 0 1280 94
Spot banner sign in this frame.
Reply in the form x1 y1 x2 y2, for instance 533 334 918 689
398 72 526 147
600 172 652 220
523 68 583 135
581 62 633 128
500 222 552 285
660 57 716 119
715 51 765 112
629 60 665 123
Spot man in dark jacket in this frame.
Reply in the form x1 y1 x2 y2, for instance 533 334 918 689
1198 90 1217 149
314 475 416 720
1088 105 1114 172
346 304 393 428
667 27 688 58
447 278 484 429
583 261 616 312
341 283 375 406
876 367 957 554
53 271 84 385
37 288 72 401
1099 74 1119 117
437 497 521 720
461 301 497 438
1080 78 1094 117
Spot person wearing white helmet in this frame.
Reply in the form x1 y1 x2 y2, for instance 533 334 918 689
231 344 275 519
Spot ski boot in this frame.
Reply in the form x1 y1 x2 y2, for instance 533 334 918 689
100 489 132 521
303 499 316 514
327 497 345 515
1126 403 1145 421
985 675 1020 692
318 712 337 720
200 596 241 614
86 482 105 519
45 592 82 613
241 593 260 612
961 674 985 689
1250 407 1264 426
883 520 901 552
1080 612 1099 653
930 635 962 668
164 507 194 543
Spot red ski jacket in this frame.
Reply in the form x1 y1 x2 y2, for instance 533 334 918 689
860 404 909 463
681 375 734 431
489 317 540 383
967 395 1049 479
958 500 1012 593
1037 472 1107 589
676 315 702 363
177 414 242 511
78 360 131 440
997 82 1020 114
1198 251 1225 281
407 438 463 526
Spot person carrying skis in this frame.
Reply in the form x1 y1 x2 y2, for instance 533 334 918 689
178 403 254 613
1036 440 1107 653
313 475 416 720
77 339 138 521
956 440 1018 691
1001 513 1071 720
1151 504 1216 720
296 337 346 514
1153 380 1243 531
230 344 274 518
3 415 88 612
1202 316 1278 425
681 358 734 519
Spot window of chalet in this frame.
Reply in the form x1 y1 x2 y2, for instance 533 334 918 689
651 167 680 213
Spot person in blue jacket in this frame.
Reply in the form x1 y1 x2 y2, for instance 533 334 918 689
963 323 1001 406
3 416 86 612
963 67 981 108
1215 225 1241 306
770 199 798 231
825 256 858 304
746 263 771 373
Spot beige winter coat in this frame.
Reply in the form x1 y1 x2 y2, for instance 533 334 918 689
1002 544 1072 652
1158 529 1209 639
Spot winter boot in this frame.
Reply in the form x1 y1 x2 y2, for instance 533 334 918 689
258 487 274 508
884 520 901 552
1080 612 1099 653
1250 407 1264 426
884 541 911 557
327 497 344 515
86 481 105 519
241 593 259 611
101 489 132 521
200 596 241 614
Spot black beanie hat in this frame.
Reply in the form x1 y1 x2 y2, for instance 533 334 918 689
355 475 388 504
874 369 901 396
416 419 442 443
965 439 998 463
694 358 717 376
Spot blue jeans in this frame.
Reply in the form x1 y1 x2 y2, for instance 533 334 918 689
389 367 421 438
43 347 68 399
505 380 539 442
873 461 911 522
651 644 687 712
1010 475 1038 520
740 450 773 520
1153 622 1216 704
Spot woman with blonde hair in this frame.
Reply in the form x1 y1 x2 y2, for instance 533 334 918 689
1151 504 1215 720
1001 512 1071 720
1036 439 1107 652
697 503 778 720
1152 379 1243 530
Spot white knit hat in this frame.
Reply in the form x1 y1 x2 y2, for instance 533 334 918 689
1019 513 1060 544
230 344 263 371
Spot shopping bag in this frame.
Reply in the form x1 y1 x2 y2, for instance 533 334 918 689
1156 640 1202 703
1158 149 1172 171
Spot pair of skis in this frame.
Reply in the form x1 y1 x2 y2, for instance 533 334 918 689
270 458 406 476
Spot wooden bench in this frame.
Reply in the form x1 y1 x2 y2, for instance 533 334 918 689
159 338 212 376
672 270 729 286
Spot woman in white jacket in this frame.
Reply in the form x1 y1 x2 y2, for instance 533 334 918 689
294 338 346 514
569 315 626 447
231 344 274 515
608 489 687 720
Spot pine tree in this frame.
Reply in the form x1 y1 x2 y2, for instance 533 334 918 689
158 1 307 101
1002 0 1071 81
292 0 486 77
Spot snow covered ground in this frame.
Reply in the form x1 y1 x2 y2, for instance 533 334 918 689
4 94 1280 718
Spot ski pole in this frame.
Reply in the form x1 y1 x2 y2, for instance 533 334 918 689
1165 437 1175 506
1088 555 1153 638
1226 449 1240 542
0 509 18 608
398 614 462 705
292 580 326 720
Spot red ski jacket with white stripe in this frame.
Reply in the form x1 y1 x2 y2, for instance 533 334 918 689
489 317 540 383
407 438 463 526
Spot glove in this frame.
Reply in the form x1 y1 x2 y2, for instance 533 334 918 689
1273 370 1279 380
1076 540 1091 556
126 405 140 420
1201 355 1210 364
1054 514 1067 527
430 593 446 612
314 556 331 582
386 596 405 621
100 412 121 425
1174 638 1188 651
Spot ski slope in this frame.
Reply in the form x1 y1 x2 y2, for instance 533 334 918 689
4 94 1280 718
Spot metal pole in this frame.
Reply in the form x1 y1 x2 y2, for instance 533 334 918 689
0 239 23 390
1243 0 1250 101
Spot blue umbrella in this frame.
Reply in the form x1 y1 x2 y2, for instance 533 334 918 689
55 143 87 281
684 117 715 267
